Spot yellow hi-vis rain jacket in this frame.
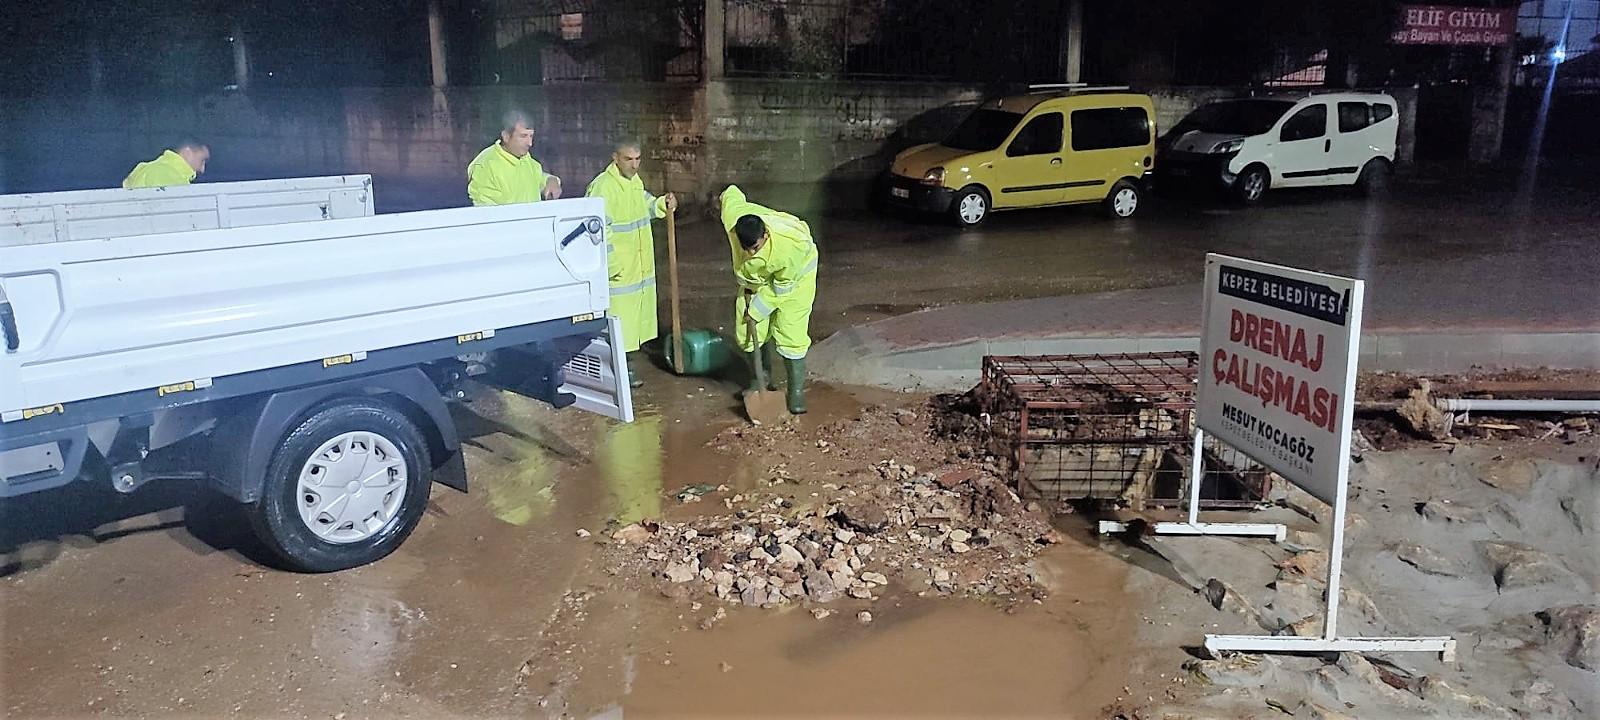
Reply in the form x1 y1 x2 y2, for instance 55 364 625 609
121 150 195 189
466 141 558 206
585 163 667 353
718 185 819 360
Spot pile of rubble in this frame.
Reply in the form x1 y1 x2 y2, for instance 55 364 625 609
604 459 1064 615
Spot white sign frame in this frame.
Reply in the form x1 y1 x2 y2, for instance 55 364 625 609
1194 254 1454 660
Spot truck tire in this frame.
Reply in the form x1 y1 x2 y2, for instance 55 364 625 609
248 397 432 572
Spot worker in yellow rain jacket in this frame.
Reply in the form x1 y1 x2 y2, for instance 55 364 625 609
584 140 677 386
716 185 819 414
467 110 561 206
121 140 209 189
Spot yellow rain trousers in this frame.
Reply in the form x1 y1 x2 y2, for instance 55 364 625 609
585 163 667 353
466 141 557 206
121 150 195 189
718 186 819 360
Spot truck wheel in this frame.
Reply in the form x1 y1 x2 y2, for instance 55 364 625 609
950 186 989 228
1103 179 1143 219
1233 165 1270 205
248 397 432 572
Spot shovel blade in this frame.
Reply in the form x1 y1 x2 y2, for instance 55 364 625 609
743 389 788 425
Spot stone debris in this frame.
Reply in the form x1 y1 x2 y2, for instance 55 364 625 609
1396 378 1451 440
605 438 1053 613
1537 605 1600 671
1477 541 1577 590
857 611 873 624
1391 542 1463 577
1416 498 1483 524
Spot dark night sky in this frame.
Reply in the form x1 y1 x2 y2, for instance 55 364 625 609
0 0 439 95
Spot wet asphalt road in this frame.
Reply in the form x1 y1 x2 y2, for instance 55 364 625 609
662 174 1599 341
3 174 1596 717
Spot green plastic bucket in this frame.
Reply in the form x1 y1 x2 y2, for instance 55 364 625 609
663 329 736 376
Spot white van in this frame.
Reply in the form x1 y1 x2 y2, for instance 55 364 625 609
1157 92 1399 203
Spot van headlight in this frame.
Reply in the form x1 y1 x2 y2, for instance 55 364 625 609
922 167 946 186
1211 139 1244 154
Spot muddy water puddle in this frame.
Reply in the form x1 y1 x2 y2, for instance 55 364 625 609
620 530 1134 719
3 376 1145 718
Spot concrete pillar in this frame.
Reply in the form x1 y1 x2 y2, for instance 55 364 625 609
703 0 725 80
232 19 250 90
1468 44 1515 165
1060 0 1084 83
428 0 449 88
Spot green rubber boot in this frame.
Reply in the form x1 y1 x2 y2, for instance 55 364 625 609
784 357 807 415
763 343 781 391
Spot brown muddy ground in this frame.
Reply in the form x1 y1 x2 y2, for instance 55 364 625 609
1 366 1146 719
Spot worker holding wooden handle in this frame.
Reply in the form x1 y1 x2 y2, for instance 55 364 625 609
585 138 677 387
716 185 819 414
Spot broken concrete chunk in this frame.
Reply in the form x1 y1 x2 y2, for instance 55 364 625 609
611 523 653 544
804 570 840 603
833 501 890 533
1392 542 1462 577
1537 605 1600 671
1478 541 1577 590
1397 378 1451 440
1416 499 1484 525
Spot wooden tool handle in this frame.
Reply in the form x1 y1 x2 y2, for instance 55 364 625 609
666 207 685 374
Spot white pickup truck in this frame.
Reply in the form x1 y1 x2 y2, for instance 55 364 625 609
0 178 633 571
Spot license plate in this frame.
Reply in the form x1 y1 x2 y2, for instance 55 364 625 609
890 187 910 198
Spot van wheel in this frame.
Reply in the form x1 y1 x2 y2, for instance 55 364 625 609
950 186 989 227
1103 180 1143 219
1233 165 1270 205
1357 159 1391 198
248 397 432 572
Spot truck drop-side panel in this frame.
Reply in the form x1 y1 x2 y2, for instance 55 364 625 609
0 199 614 416
0 175 375 247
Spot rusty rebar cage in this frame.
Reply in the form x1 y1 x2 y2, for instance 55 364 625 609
977 352 1271 509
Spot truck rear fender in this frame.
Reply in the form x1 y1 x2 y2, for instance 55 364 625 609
209 367 464 503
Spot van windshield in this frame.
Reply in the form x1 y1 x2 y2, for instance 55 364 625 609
943 109 1024 151
1182 100 1295 136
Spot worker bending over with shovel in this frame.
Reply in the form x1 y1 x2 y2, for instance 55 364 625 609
717 185 819 415
585 139 676 386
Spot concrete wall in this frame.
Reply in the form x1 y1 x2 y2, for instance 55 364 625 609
0 81 1420 210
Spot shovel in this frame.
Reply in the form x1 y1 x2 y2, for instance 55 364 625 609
661 207 733 376
742 292 787 425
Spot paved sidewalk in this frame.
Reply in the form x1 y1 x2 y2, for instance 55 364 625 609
812 252 1600 391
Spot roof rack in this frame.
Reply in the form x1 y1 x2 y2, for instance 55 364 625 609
1025 83 1133 94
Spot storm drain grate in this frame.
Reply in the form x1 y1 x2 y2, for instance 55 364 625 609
975 352 1271 509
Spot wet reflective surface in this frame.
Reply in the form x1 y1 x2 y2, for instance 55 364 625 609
5 177 1596 717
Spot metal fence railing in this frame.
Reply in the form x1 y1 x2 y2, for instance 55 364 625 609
723 0 1064 82
478 0 703 83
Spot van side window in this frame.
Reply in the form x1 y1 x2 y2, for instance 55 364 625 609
1280 104 1327 142
1338 102 1373 133
1373 104 1394 123
1006 113 1063 157
1071 108 1151 151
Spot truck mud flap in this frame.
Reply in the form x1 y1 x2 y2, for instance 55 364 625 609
559 315 635 423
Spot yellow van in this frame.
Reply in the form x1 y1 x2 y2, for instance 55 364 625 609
882 86 1156 226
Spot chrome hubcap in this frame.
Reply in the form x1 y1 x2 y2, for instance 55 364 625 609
958 194 985 224
296 432 408 544
1244 174 1265 199
1113 188 1138 216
